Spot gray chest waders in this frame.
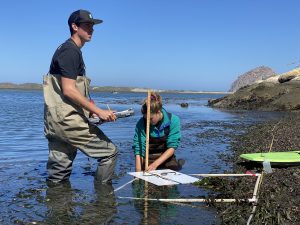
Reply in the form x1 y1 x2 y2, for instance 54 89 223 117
43 74 118 183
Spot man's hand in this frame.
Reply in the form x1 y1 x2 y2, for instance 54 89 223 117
95 109 117 122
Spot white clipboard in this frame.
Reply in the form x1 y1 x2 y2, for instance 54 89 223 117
128 169 199 186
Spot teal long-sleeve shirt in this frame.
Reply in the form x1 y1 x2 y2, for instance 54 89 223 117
132 108 181 157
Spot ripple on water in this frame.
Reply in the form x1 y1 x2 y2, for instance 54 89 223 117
0 90 284 224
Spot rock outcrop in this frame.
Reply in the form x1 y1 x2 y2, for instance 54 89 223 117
209 68 300 111
278 68 300 83
229 66 276 92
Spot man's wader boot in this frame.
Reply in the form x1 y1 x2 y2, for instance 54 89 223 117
43 74 118 184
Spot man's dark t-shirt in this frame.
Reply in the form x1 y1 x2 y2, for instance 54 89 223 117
49 39 85 80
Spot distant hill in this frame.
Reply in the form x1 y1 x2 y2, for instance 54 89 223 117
0 82 142 92
229 66 276 92
0 82 228 94
0 83 42 90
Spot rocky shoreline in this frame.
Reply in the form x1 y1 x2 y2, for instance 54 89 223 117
208 80 300 111
203 112 300 224
209 67 300 111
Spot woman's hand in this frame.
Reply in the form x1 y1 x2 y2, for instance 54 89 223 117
146 148 175 171
147 162 159 171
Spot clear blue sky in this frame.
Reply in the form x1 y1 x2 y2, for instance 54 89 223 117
1 0 300 91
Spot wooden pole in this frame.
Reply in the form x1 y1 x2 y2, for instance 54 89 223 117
143 181 149 224
143 90 151 224
145 90 151 171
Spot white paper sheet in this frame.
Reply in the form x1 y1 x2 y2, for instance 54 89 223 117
128 169 199 186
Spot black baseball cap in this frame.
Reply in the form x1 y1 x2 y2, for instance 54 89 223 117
68 10 103 26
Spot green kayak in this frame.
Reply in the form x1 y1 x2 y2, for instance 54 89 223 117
240 151 300 165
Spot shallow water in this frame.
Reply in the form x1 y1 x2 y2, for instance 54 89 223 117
0 90 282 224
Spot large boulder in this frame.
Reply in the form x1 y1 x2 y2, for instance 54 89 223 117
278 68 300 83
229 66 276 92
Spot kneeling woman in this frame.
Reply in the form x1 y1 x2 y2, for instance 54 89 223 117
132 92 183 172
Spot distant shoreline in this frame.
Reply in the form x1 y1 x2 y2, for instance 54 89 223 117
0 82 231 95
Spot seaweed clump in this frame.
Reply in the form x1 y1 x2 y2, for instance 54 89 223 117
198 112 300 224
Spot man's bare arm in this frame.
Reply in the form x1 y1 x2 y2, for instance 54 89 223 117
61 76 116 121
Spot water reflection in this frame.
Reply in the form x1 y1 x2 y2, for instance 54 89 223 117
132 179 180 225
45 181 117 224
1 90 277 224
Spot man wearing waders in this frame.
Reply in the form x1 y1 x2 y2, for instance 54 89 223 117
43 10 118 184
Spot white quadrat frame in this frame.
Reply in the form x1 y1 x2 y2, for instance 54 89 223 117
116 173 261 203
